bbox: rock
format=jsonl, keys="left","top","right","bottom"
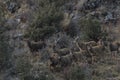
{"left": 6, "top": 2, "right": 20, "bottom": 13}
{"left": 16, "top": 19, "right": 21, "bottom": 23}
{"left": 13, "top": 33, "right": 23, "bottom": 40}
{"left": 105, "top": 12, "right": 113, "bottom": 21}
{"left": 104, "top": 12, "right": 117, "bottom": 24}
{"left": 82, "top": 0, "right": 101, "bottom": 10}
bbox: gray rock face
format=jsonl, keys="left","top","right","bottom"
{"left": 82, "top": 0, "right": 101, "bottom": 10}
{"left": 105, "top": 12, "right": 113, "bottom": 21}
{"left": 6, "top": 2, "right": 20, "bottom": 13}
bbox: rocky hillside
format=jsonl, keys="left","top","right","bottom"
{"left": 0, "top": 0, "right": 120, "bottom": 80}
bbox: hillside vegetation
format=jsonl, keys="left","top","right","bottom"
{"left": 0, "top": 0, "right": 120, "bottom": 80}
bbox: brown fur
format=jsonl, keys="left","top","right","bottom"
{"left": 108, "top": 41, "right": 120, "bottom": 58}
{"left": 49, "top": 53, "right": 60, "bottom": 71}
{"left": 87, "top": 41, "right": 106, "bottom": 63}
{"left": 88, "top": 45, "right": 105, "bottom": 56}
{"left": 78, "top": 41, "right": 97, "bottom": 50}
{"left": 55, "top": 48, "right": 70, "bottom": 56}
{"left": 59, "top": 54, "right": 73, "bottom": 67}
{"left": 109, "top": 41, "right": 120, "bottom": 52}
{"left": 26, "top": 39, "right": 46, "bottom": 52}
{"left": 73, "top": 50, "right": 87, "bottom": 62}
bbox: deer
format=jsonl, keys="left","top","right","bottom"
{"left": 49, "top": 53, "right": 60, "bottom": 72}
{"left": 58, "top": 54, "right": 73, "bottom": 67}
{"left": 86, "top": 39, "right": 106, "bottom": 63}
{"left": 108, "top": 41, "right": 120, "bottom": 59}
{"left": 24, "top": 39, "right": 46, "bottom": 53}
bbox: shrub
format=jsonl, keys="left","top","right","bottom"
{"left": 24, "top": 64, "right": 55, "bottom": 80}
{"left": 0, "top": 4, "right": 12, "bottom": 70}
{"left": 14, "top": 54, "right": 32, "bottom": 79}
{"left": 27, "top": 25, "right": 56, "bottom": 41}
{"left": 80, "top": 18, "right": 102, "bottom": 41}
{"left": 56, "top": 34, "right": 71, "bottom": 49}
{"left": 0, "top": 35, "right": 12, "bottom": 70}
{"left": 66, "top": 21, "right": 79, "bottom": 37}
{"left": 40, "top": 50, "right": 51, "bottom": 62}
{"left": 63, "top": 64, "right": 92, "bottom": 80}
{"left": 25, "top": 0, "right": 67, "bottom": 41}
{"left": 13, "top": 54, "right": 54, "bottom": 80}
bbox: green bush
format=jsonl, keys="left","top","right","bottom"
{"left": 0, "top": 35, "right": 11, "bottom": 70}
{"left": 66, "top": 21, "right": 79, "bottom": 37}
{"left": 80, "top": 18, "right": 102, "bottom": 41}
{"left": 14, "top": 55, "right": 32, "bottom": 79}
{"left": 23, "top": 70, "right": 55, "bottom": 80}
{"left": 24, "top": 64, "right": 55, "bottom": 80}
{"left": 25, "top": 0, "right": 68, "bottom": 41}
{"left": 64, "top": 65, "right": 91, "bottom": 80}
{"left": 69, "top": 66, "right": 85, "bottom": 80}
{"left": 14, "top": 54, "right": 54, "bottom": 80}
{"left": 0, "top": 5, "right": 12, "bottom": 70}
